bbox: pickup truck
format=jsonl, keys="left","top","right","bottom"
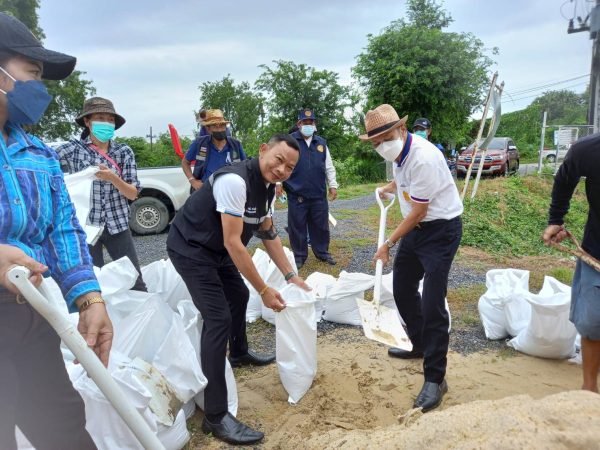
{"left": 47, "top": 141, "right": 190, "bottom": 235}
{"left": 132, "top": 167, "right": 190, "bottom": 235}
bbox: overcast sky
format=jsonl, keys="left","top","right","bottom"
{"left": 39, "top": 0, "right": 592, "bottom": 138}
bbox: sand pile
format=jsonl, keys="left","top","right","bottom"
{"left": 308, "top": 390, "right": 600, "bottom": 450}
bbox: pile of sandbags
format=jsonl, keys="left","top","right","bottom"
{"left": 478, "top": 269, "right": 577, "bottom": 359}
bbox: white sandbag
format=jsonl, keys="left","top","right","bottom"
{"left": 175, "top": 300, "right": 202, "bottom": 361}
{"left": 194, "top": 358, "right": 239, "bottom": 417}
{"left": 141, "top": 259, "right": 191, "bottom": 310}
{"left": 113, "top": 296, "right": 205, "bottom": 403}
{"left": 156, "top": 409, "right": 190, "bottom": 450}
{"left": 94, "top": 256, "right": 138, "bottom": 296}
{"left": 104, "top": 290, "right": 159, "bottom": 328}
{"left": 324, "top": 271, "right": 374, "bottom": 326}
{"left": 261, "top": 247, "right": 298, "bottom": 325}
{"left": 508, "top": 276, "right": 577, "bottom": 359}
{"left": 16, "top": 427, "right": 34, "bottom": 450}
{"left": 478, "top": 269, "right": 530, "bottom": 339}
{"left": 244, "top": 248, "right": 271, "bottom": 322}
{"left": 64, "top": 166, "right": 103, "bottom": 245}
{"left": 276, "top": 284, "right": 317, "bottom": 404}
{"left": 305, "top": 272, "right": 336, "bottom": 323}
{"left": 182, "top": 400, "right": 196, "bottom": 420}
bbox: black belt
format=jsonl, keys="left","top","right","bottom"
{"left": 0, "top": 288, "right": 26, "bottom": 305}
{"left": 415, "top": 217, "right": 458, "bottom": 230}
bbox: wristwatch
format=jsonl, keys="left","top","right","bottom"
{"left": 385, "top": 238, "right": 397, "bottom": 249}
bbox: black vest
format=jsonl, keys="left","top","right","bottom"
{"left": 167, "top": 158, "right": 274, "bottom": 260}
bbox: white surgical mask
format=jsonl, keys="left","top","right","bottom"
{"left": 375, "top": 138, "right": 404, "bottom": 162}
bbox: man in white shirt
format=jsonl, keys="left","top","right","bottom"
{"left": 276, "top": 109, "right": 338, "bottom": 268}
{"left": 360, "top": 104, "right": 463, "bottom": 413}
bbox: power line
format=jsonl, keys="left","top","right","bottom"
{"left": 507, "top": 81, "right": 588, "bottom": 103}
{"left": 504, "top": 74, "right": 589, "bottom": 96}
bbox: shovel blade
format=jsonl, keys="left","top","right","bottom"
{"left": 357, "top": 299, "right": 413, "bottom": 350}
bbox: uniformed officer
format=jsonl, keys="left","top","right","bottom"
{"left": 182, "top": 109, "right": 246, "bottom": 192}
{"left": 360, "top": 104, "right": 463, "bottom": 413}
{"left": 167, "top": 133, "right": 309, "bottom": 445}
{"left": 276, "top": 109, "right": 338, "bottom": 269}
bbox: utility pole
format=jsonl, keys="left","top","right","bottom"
{"left": 569, "top": 0, "right": 600, "bottom": 132}
{"left": 146, "top": 126, "right": 157, "bottom": 152}
{"left": 537, "top": 111, "right": 548, "bottom": 174}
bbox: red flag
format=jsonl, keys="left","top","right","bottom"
{"left": 168, "top": 124, "right": 184, "bottom": 159}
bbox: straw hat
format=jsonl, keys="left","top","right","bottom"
{"left": 76, "top": 97, "right": 126, "bottom": 129}
{"left": 202, "top": 109, "right": 231, "bottom": 126}
{"left": 359, "top": 104, "right": 407, "bottom": 141}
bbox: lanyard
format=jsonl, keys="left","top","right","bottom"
{"left": 90, "top": 143, "right": 122, "bottom": 176}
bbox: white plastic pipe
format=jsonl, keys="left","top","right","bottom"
{"left": 374, "top": 189, "right": 396, "bottom": 307}
{"left": 7, "top": 266, "right": 166, "bottom": 450}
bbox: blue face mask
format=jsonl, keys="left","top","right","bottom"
{"left": 0, "top": 67, "right": 52, "bottom": 125}
{"left": 414, "top": 130, "right": 428, "bottom": 139}
{"left": 91, "top": 121, "right": 115, "bottom": 142}
{"left": 301, "top": 124, "right": 315, "bottom": 137}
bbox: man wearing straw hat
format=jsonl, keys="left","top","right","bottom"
{"left": 0, "top": 12, "right": 111, "bottom": 449}
{"left": 182, "top": 109, "right": 246, "bottom": 192}
{"left": 543, "top": 133, "right": 600, "bottom": 393}
{"left": 359, "top": 104, "right": 463, "bottom": 412}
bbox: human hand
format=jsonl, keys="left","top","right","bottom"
{"left": 261, "top": 287, "right": 286, "bottom": 312}
{"left": 191, "top": 179, "right": 203, "bottom": 191}
{"left": 372, "top": 244, "right": 390, "bottom": 266}
{"left": 287, "top": 275, "right": 312, "bottom": 291}
{"left": 543, "top": 224, "right": 567, "bottom": 245}
{"left": 77, "top": 302, "right": 113, "bottom": 367}
{"left": 328, "top": 188, "right": 338, "bottom": 201}
{"left": 96, "top": 164, "right": 118, "bottom": 183}
{"left": 0, "top": 244, "right": 47, "bottom": 294}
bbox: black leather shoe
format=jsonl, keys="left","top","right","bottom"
{"left": 229, "top": 349, "right": 275, "bottom": 368}
{"left": 414, "top": 380, "right": 448, "bottom": 412}
{"left": 295, "top": 260, "right": 304, "bottom": 269}
{"left": 202, "top": 412, "right": 264, "bottom": 445}
{"left": 317, "top": 255, "right": 336, "bottom": 265}
{"left": 388, "top": 347, "right": 424, "bottom": 359}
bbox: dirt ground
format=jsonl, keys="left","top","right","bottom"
{"left": 186, "top": 326, "right": 596, "bottom": 450}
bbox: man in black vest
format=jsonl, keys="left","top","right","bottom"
{"left": 167, "top": 134, "right": 309, "bottom": 445}
{"left": 276, "top": 109, "right": 338, "bottom": 269}
{"left": 181, "top": 109, "right": 246, "bottom": 192}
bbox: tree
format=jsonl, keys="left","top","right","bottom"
{"left": 530, "top": 89, "right": 587, "bottom": 124}
{"left": 198, "top": 75, "right": 264, "bottom": 143}
{"left": 353, "top": 0, "right": 493, "bottom": 146}
{"left": 255, "top": 60, "right": 352, "bottom": 151}
{"left": 1, "top": 0, "right": 96, "bottom": 140}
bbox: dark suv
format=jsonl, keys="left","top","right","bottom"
{"left": 456, "top": 137, "right": 519, "bottom": 178}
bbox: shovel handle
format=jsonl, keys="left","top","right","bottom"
{"left": 549, "top": 230, "right": 600, "bottom": 273}
{"left": 7, "top": 266, "right": 166, "bottom": 450}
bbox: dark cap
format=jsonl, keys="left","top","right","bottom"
{"left": 413, "top": 118, "right": 431, "bottom": 129}
{"left": 0, "top": 12, "right": 76, "bottom": 80}
{"left": 76, "top": 97, "right": 126, "bottom": 129}
{"left": 298, "top": 108, "right": 316, "bottom": 121}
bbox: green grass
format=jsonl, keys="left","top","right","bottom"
{"left": 460, "top": 175, "right": 588, "bottom": 256}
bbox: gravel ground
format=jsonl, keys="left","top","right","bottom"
{"left": 131, "top": 193, "right": 497, "bottom": 356}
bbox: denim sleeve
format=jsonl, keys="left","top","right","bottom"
{"left": 41, "top": 170, "right": 100, "bottom": 312}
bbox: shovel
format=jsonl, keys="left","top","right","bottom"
{"left": 7, "top": 266, "right": 166, "bottom": 450}
{"left": 356, "top": 189, "right": 412, "bottom": 350}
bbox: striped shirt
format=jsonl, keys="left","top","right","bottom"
{"left": 57, "top": 138, "right": 141, "bottom": 234}
{"left": 0, "top": 123, "right": 100, "bottom": 312}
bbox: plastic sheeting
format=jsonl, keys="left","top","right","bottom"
{"left": 63, "top": 166, "right": 103, "bottom": 245}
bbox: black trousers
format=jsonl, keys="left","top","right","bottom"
{"left": 88, "top": 228, "right": 147, "bottom": 292}
{"left": 393, "top": 217, "right": 462, "bottom": 383}
{"left": 288, "top": 194, "right": 331, "bottom": 264}
{"left": 0, "top": 301, "right": 96, "bottom": 450}
{"left": 168, "top": 248, "right": 249, "bottom": 416}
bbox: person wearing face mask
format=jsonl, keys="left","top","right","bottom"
{"left": 56, "top": 97, "right": 147, "bottom": 292}
{"left": 276, "top": 109, "right": 338, "bottom": 269}
{"left": 167, "top": 134, "right": 310, "bottom": 445}
{"left": 360, "top": 104, "right": 463, "bottom": 413}
{"left": 412, "top": 117, "right": 444, "bottom": 153}
{"left": 0, "top": 12, "right": 112, "bottom": 449}
{"left": 182, "top": 109, "right": 246, "bottom": 192}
